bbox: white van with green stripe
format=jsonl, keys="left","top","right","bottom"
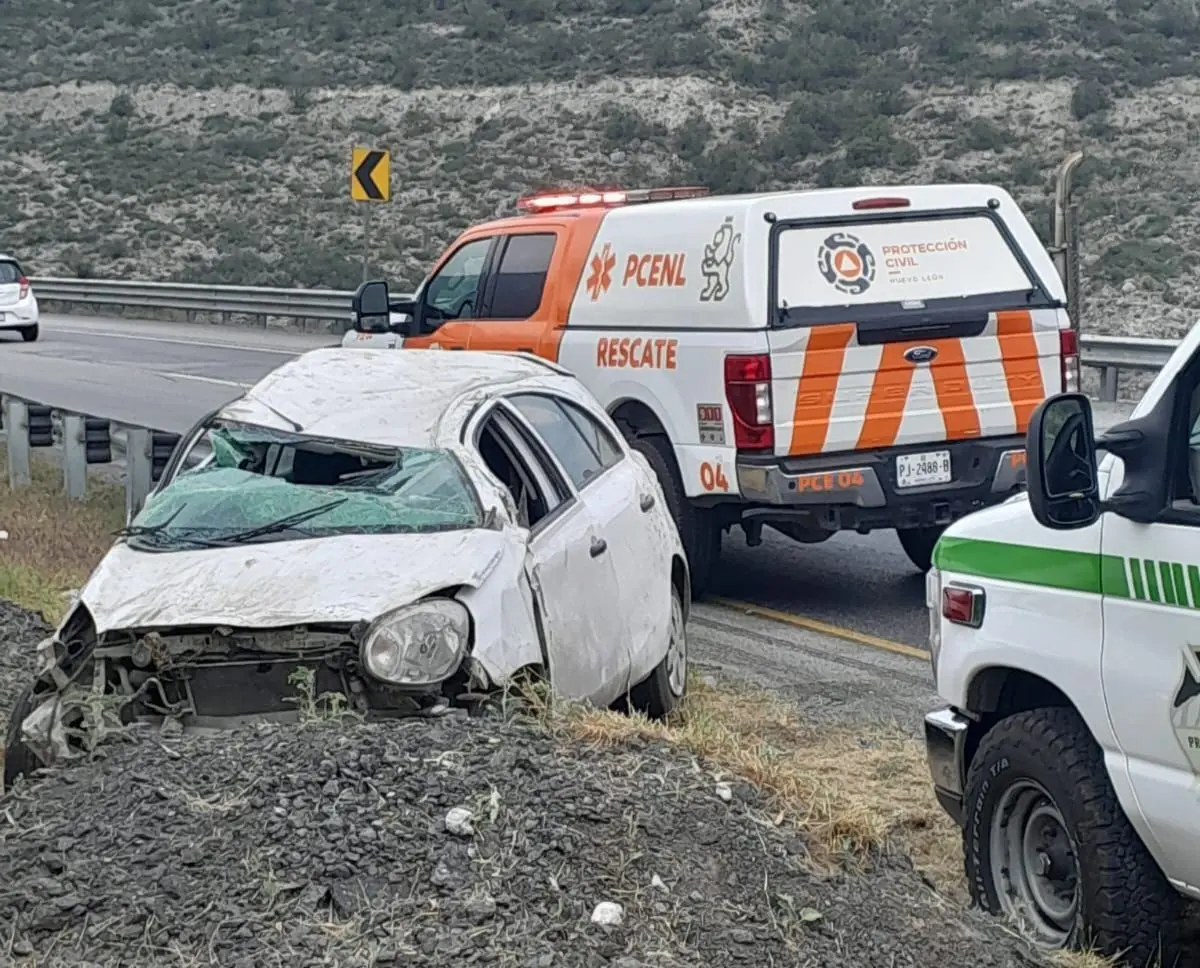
{"left": 924, "top": 324, "right": 1200, "bottom": 964}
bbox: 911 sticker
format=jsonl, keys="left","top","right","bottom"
{"left": 697, "top": 404, "right": 725, "bottom": 445}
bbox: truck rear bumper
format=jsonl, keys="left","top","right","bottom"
{"left": 735, "top": 435, "right": 1026, "bottom": 532}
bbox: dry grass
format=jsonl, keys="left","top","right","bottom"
{"left": 536, "top": 677, "right": 966, "bottom": 894}
{"left": 0, "top": 445, "right": 125, "bottom": 624}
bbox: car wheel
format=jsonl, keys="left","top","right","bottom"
{"left": 627, "top": 579, "right": 688, "bottom": 720}
{"left": 964, "top": 706, "right": 1181, "bottom": 963}
{"left": 3, "top": 684, "right": 44, "bottom": 791}
{"left": 897, "top": 525, "right": 944, "bottom": 572}
{"left": 19, "top": 324, "right": 38, "bottom": 343}
{"left": 628, "top": 434, "right": 720, "bottom": 597}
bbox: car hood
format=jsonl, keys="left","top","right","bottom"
{"left": 78, "top": 529, "right": 515, "bottom": 633}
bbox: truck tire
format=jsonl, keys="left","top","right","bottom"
{"left": 897, "top": 525, "right": 943, "bottom": 572}
{"left": 963, "top": 706, "right": 1181, "bottom": 963}
{"left": 629, "top": 434, "right": 719, "bottom": 598}
{"left": 3, "top": 684, "right": 43, "bottom": 791}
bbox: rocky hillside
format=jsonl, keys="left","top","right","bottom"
{"left": 1, "top": 0, "right": 1198, "bottom": 337}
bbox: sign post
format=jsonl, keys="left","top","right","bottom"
{"left": 350, "top": 146, "right": 391, "bottom": 281}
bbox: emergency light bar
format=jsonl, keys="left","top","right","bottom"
{"left": 516, "top": 185, "right": 710, "bottom": 214}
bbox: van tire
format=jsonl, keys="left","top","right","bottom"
{"left": 896, "top": 525, "right": 943, "bottom": 572}
{"left": 629, "top": 434, "right": 719, "bottom": 597}
{"left": 964, "top": 706, "right": 1181, "bottom": 963}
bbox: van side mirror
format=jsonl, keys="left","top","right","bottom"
{"left": 352, "top": 280, "right": 391, "bottom": 333}
{"left": 1025, "top": 393, "right": 1101, "bottom": 530}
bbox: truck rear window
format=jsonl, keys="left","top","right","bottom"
{"left": 772, "top": 212, "right": 1047, "bottom": 327}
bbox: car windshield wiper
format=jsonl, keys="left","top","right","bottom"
{"left": 213, "top": 497, "right": 350, "bottom": 545}
{"left": 115, "top": 505, "right": 186, "bottom": 540}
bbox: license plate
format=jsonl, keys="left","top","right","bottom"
{"left": 896, "top": 450, "right": 952, "bottom": 488}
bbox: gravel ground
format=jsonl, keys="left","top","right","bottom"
{"left": 0, "top": 599, "right": 1045, "bottom": 968}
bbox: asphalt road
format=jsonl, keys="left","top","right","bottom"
{"left": 0, "top": 313, "right": 1136, "bottom": 650}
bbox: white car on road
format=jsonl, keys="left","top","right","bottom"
{"left": 0, "top": 255, "right": 39, "bottom": 342}
{"left": 5, "top": 348, "right": 689, "bottom": 787}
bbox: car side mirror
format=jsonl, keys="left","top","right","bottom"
{"left": 1025, "top": 392, "right": 1101, "bottom": 530}
{"left": 352, "top": 280, "right": 392, "bottom": 333}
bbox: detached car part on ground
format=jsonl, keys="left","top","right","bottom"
{"left": 924, "top": 320, "right": 1200, "bottom": 964}
{"left": 4, "top": 349, "right": 690, "bottom": 788}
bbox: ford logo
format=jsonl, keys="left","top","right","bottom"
{"left": 904, "top": 345, "right": 938, "bottom": 364}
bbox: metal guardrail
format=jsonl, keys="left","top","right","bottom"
{"left": 30, "top": 277, "right": 356, "bottom": 323}
{"left": 26, "top": 276, "right": 1185, "bottom": 401}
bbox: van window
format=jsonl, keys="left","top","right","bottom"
{"left": 488, "top": 234, "right": 556, "bottom": 320}
{"left": 772, "top": 212, "right": 1045, "bottom": 327}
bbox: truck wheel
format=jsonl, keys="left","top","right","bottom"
{"left": 3, "top": 684, "right": 44, "bottom": 791}
{"left": 629, "top": 434, "right": 719, "bottom": 597}
{"left": 896, "top": 525, "right": 943, "bottom": 572}
{"left": 964, "top": 706, "right": 1181, "bottom": 963}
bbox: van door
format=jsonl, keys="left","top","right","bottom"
{"left": 466, "top": 231, "right": 561, "bottom": 360}
{"left": 766, "top": 210, "right": 1065, "bottom": 461}
{"left": 403, "top": 236, "right": 498, "bottom": 351}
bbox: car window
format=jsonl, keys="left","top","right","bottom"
{"left": 487, "top": 234, "right": 556, "bottom": 320}
{"left": 557, "top": 397, "right": 624, "bottom": 469}
{"left": 477, "top": 410, "right": 568, "bottom": 529}
{"left": 423, "top": 238, "right": 492, "bottom": 322}
{"left": 130, "top": 420, "right": 483, "bottom": 551}
{"left": 0, "top": 261, "right": 22, "bottom": 284}
{"left": 508, "top": 394, "right": 620, "bottom": 491}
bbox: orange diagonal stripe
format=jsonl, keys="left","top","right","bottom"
{"left": 856, "top": 342, "right": 917, "bottom": 450}
{"left": 929, "top": 340, "right": 981, "bottom": 440}
{"left": 789, "top": 324, "right": 855, "bottom": 455}
{"left": 995, "top": 309, "right": 1044, "bottom": 432}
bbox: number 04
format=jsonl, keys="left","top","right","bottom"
{"left": 700, "top": 461, "right": 729, "bottom": 492}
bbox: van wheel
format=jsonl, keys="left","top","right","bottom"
{"left": 3, "top": 684, "right": 44, "bottom": 791}
{"left": 964, "top": 707, "right": 1181, "bottom": 963}
{"left": 20, "top": 324, "right": 38, "bottom": 343}
{"left": 897, "top": 525, "right": 944, "bottom": 572}
{"left": 629, "top": 434, "right": 719, "bottom": 597}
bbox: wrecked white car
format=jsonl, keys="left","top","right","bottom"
{"left": 4, "top": 348, "right": 689, "bottom": 787}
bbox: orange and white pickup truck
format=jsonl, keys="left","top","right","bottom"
{"left": 345, "top": 184, "right": 1077, "bottom": 595}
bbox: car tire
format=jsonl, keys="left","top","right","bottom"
{"left": 627, "top": 579, "right": 688, "bottom": 720}
{"left": 19, "top": 324, "right": 38, "bottom": 342}
{"left": 896, "top": 524, "right": 943, "bottom": 572}
{"left": 628, "top": 434, "right": 720, "bottom": 597}
{"left": 964, "top": 706, "right": 1181, "bottom": 963}
{"left": 3, "top": 684, "right": 44, "bottom": 791}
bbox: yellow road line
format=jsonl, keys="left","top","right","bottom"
{"left": 710, "top": 597, "right": 931, "bottom": 661}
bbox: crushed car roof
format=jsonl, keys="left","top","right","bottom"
{"left": 217, "top": 347, "right": 568, "bottom": 449}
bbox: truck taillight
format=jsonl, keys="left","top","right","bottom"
{"left": 18, "top": 276, "right": 29, "bottom": 299}
{"left": 1060, "top": 328, "right": 1079, "bottom": 392}
{"left": 724, "top": 354, "right": 774, "bottom": 452}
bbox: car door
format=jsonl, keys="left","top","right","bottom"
{"left": 1100, "top": 366, "right": 1200, "bottom": 892}
{"left": 472, "top": 403, "right": 629, "bottom": 706}
{"left": 403, "top": 236, "right": 497, "bottom": 351}
{"left": 505, "top": 391, "right": 669, "bottom": 691}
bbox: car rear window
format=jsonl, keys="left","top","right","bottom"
{"left": 0, "top": 261, "right": 22, "bottom": 284}
{"left": 772, "top": 212, "right": 1044, "bottom": 326}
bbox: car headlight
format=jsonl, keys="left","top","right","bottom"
{"left": 925, "top": 565, "right": 942, "bottom": 679}
{"left": 360, "top": 598, "right": 470, "bottom": 686}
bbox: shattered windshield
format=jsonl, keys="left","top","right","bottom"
{"left": 123, "top": 421, "right": 483, "bottom": 551}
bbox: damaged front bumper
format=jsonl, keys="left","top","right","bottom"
{"left": 11, "top": 614, "right": 491, "bottom": 777}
